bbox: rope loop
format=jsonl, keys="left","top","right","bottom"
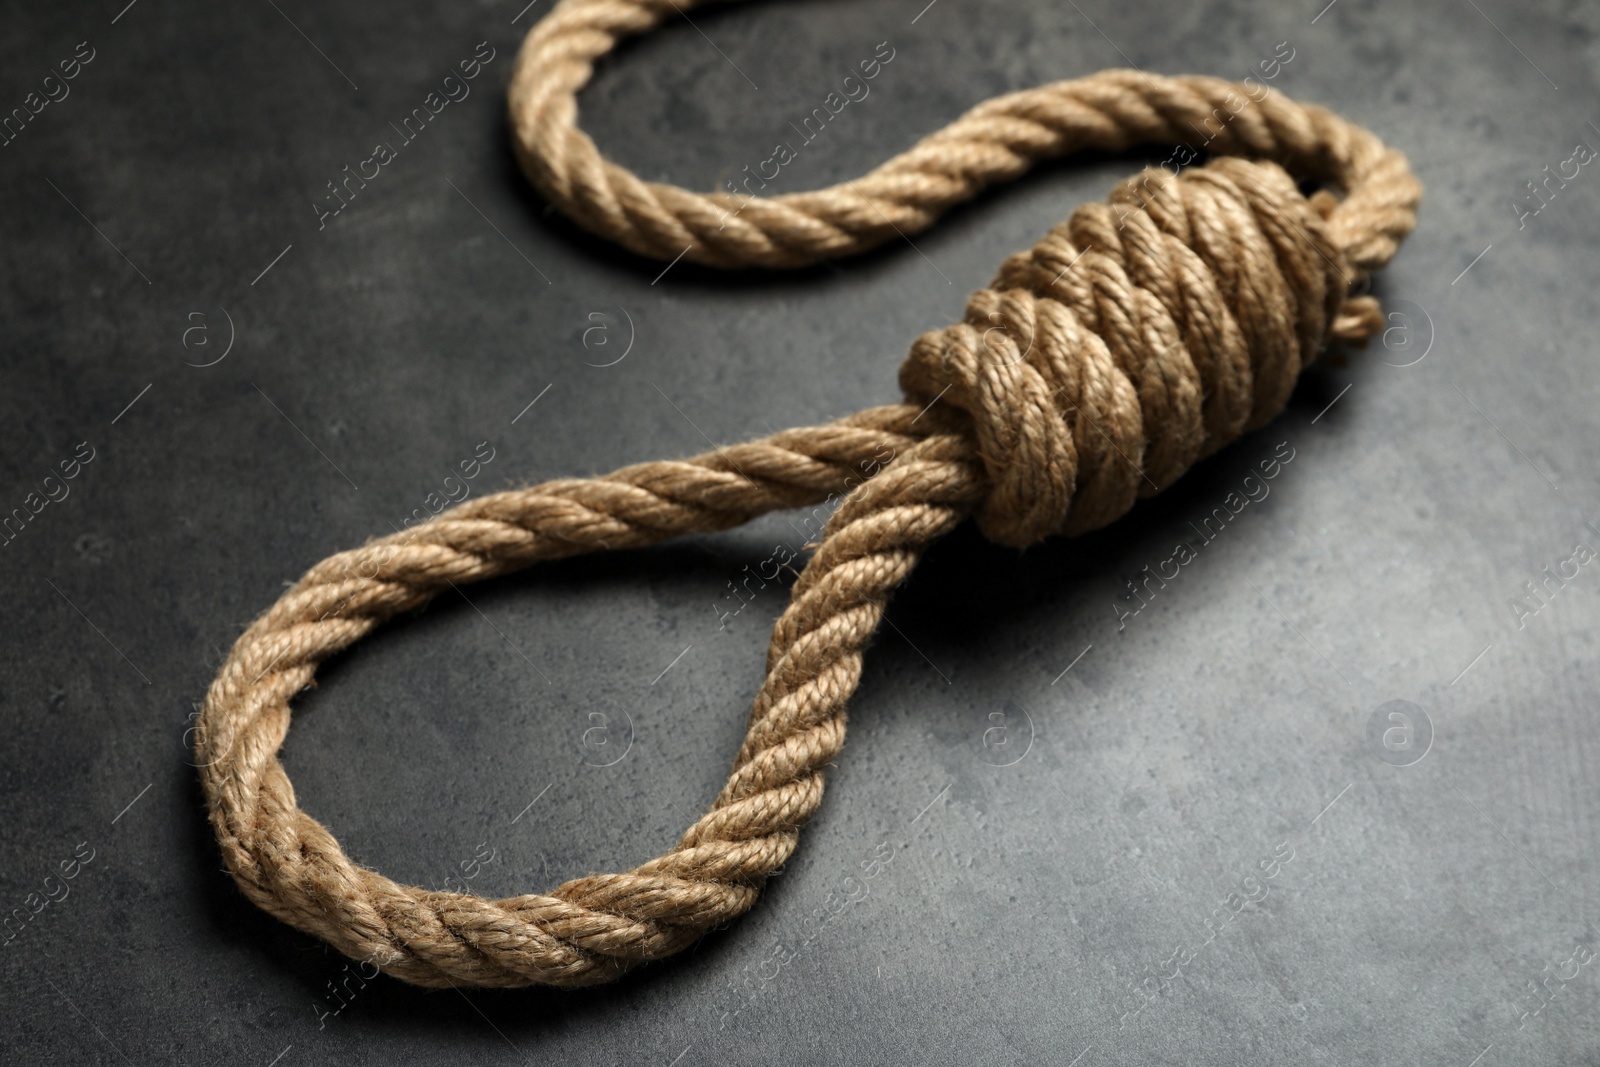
{"left": 198, "top": 0, "right": 1421, "bottom": 988}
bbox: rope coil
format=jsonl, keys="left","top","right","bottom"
{"left": 198, "top": 0, "right": 1420, "bottom": 988}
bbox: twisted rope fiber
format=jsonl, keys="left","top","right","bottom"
{"left": 198, "top": 0, "right": 1421, "bottom": 988}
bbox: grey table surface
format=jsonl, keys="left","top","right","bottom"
{"left": 4, "top": 0, "right": 1599, "bottom": 1063}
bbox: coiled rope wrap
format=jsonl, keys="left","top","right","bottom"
{"left": 197, "top": 0, "right": 1420, "bottom": 988}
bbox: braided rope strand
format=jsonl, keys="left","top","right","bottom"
{"left": 507, "top": 0, "right": 1417, "bottom": 271}
{"left": 199, "top": 0, "right": 1420, "bottom": 988}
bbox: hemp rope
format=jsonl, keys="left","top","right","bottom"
{"left": 197, "top": 0, "right": 1421, "bottom": 988}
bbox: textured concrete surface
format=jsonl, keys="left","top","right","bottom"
{"left": 3, "top": 0, "right": 1600, "bottom": 1063}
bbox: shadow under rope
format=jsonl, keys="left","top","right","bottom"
{"left": 889, "top": 355, "right": 1363, "bottom": 646}
{"left": 486, "top": 115, "right": 1247, "bottom": 297}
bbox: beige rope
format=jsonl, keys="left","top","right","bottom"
{"left": 198, "top": 0, "right": 1421, "bottom": 988}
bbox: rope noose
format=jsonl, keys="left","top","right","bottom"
{"left": 197, "top": 0, "right": 1421, "bottom": 988}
